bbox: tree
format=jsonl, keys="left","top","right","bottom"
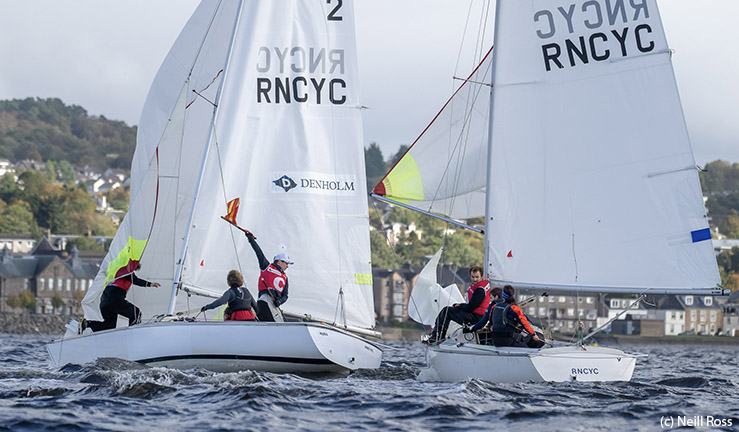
{"left": 44, "top": 160, "right": 58, "bottom": 183}
{"left": 388, "top": 145, "right": 409, "bottom": 168}
{"left": 17, "top": 290, "right": 37, "bottom": 313}
{"left": 700, "top": 160, "right": 739, "bottom": 194}
{"left": 55, "top": 160, "right": 77, "bottom": 185}
{"left": 721, "top": 210, "right": 739, "bottom": 238}
{"left": 0, "top": 174, "right": 19, "bottom": 203}
{"left": 0, "top": 202, "right": 38, "bottom": 234}
{"left": 106, "top": 187, "right": 129, "bottom": 211}
{"left": 5, "top": 294, "right": 20, "bottom": 310}
{"left": 51, "top": 293, "right": 64, "bottom": 314}
{"left": 717, "top": 246, "right": 739, "bottom": 291}
{"left": 370, "top": 230, "right": 395, "bottom": 269}
{"left": 441, "top": 232, "right": 484, "bottom": 268}
{"left": 364, "top": 143, "right": 385, "bottom": 190}
{"left": 63, "top": 186, "right": 96, "bottom": 233}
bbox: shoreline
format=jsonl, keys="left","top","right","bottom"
{"left": 587, "top": 334, "right": 739, "bottom": 346}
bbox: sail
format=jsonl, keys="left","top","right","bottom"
{"left": 372, "top": 48, "right": 493, "bottom": 220}
{"left": 485, "top": 0, "right": 721, "bottom": 292}
{"left": 108, "top": 0, "right": 372, "bottom": 329}
{"left": 408, "top": 248, "right": 465, "bottom": 325}
{"left": 86, "top": 1, "right": 375, "bottom": 328}
{"left": 83, "top": 0, "right": 240, "bottom": 320}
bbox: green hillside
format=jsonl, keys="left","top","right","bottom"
{"left": 0, "top": 98, "right": 136, "bottom": 170}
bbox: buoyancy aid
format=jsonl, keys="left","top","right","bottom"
{"left": 227, "top": 287, "right": 253, "bottom": 311}
{"left": 258, "top": 264, "right": 286, "bottom": 294}
{"left": 467, "top": 280, "right": 491, "bottom": 316}
{"left": 111, "top": 277, "right": 133, "bottom": 291}
{"left": 492, "top": 302, "right": 536, "bottom": 335}
{"left": 491, "top": 302, "right": 515, "bottom": 335}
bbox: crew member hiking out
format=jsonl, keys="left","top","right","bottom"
{"left": 425, "top": 266, "right": 491, "bottom": 344}
{"left": 245, "top": 231, "right": 291, "bottom": 322}
{"left": 82, "top": 263, "right": 160, "bottom": 333}
{"left": 200, "top": 269, "right": 258, "bottom": 321}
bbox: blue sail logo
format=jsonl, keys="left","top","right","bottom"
{"left": 273, "top": 175, "right": 297, "bottom": 192}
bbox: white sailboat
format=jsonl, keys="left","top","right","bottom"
{"left": 373, "top": 0, "right": 726, "bottom": 382}
{"left": 47, "top": 0, "right": 382, "bottom": 373}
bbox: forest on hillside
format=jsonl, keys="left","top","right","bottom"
{"left": 0, "top": 98, "right": 136, "bottom": 170}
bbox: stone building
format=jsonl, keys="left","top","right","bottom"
{"left": 0, "top": 238, "right": 100, "bottom": 316}
{"left": 723, "top": 291, "right": 739, "bottom": 337}
{"left": 680, "top": 295, "right": 723, "bottom": 335}
{"left": 373, "top": 269, "right": 415, "bottom": 322}
{"left": 521, "top": 292, "right": 598, "bottom": 334}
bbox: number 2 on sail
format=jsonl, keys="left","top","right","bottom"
{"left": 327, "top": 0, "right": 343, "bottom": 21}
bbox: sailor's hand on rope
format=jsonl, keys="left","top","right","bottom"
{"left": 200, "top": 306, "right": 207, "bottom": 313}
{"left": 244, "top": 230, "right": 255, "bottom": 241}
{"left": 150, "top": 282, "right": 161, "bottom": 287}
{"left": 462, "top": 327, "right": 473, "bottom": 334}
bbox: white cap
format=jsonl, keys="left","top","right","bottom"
{"left": 273, "top": 252, "right": 294, "bottom": 265}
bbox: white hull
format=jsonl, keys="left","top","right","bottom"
{"left": 47, "top": 322, "right": 382, "bottom": 374}
{"left": 426, "top": 342, "right": 638, "bottom": 383}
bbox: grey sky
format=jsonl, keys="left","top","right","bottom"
{"left": 0, "top": 0, "right": 736, "bottom": 165}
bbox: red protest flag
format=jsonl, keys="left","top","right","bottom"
{"left": 223, "top": 198, "right": 240, "bottom": 224}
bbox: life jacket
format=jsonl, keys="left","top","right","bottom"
{"left": 258, "top": 264, "right": 286, "bottom": 294}
{"left": 111, "top": 274, "right": 133, "bottom": 292}
{"left": 226, "top": 287, "right": 256, "bottom": 321}
{"left": 227, "top": 287, "right": 254, "bottom": 312}
{"left": 467, "top": 280, "right": 491, "bottom": 316}
{"left": 491, "top": 302, "right": 515, "bottom": 335}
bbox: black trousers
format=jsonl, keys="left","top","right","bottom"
{"left": 256, "top": 300, "right": 274, "bottom": 322}
{"left": 431, "top": 306, "right": 482, "bottom": 339}
{"left": 87, "top": 285, "right": 142, "bottom": 332}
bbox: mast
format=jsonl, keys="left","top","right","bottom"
{"left": 482, "top": 1, "right": 502, "bottom": 280}
{"left": 167, "top": 0, "right": 245, "bottom": 315}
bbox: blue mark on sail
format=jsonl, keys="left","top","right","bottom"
{"left": 690, "top": 228, "right": 711, "bottom": 243}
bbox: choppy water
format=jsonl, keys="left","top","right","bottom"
{"left": 0, "top": 334, "right": 737, "bottom": 431}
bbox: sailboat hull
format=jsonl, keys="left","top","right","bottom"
{"left": 426, "top": 343, "right": 637, "bottom": 382}
{"left": 46, "top": 321, "right": 382, "bottom": 374}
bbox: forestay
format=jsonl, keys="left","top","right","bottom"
{"left": 485, "top": 0, "right": 721, "bottom": 293}
{"left": 83, "top": 0, "right": 376, "bottom": 330}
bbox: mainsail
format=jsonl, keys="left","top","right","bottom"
{"left": 83, "top": 0, "right": 376, "bottom": 330}
{"left": 485, "top": 0, "right": 721, "bottom": 293}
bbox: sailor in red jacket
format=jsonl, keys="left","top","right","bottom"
{"left": 426, "top": 266, "right": 491, "bottom": 344}
{"left": 245, "top": 231, "right": 291, "bottom": 322}
{"left": 83, "top": 263, "right": 160, "bottom": 333}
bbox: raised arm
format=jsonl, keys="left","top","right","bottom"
{"left": 246, "top": 232, "right": 270, "bottom": 270}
